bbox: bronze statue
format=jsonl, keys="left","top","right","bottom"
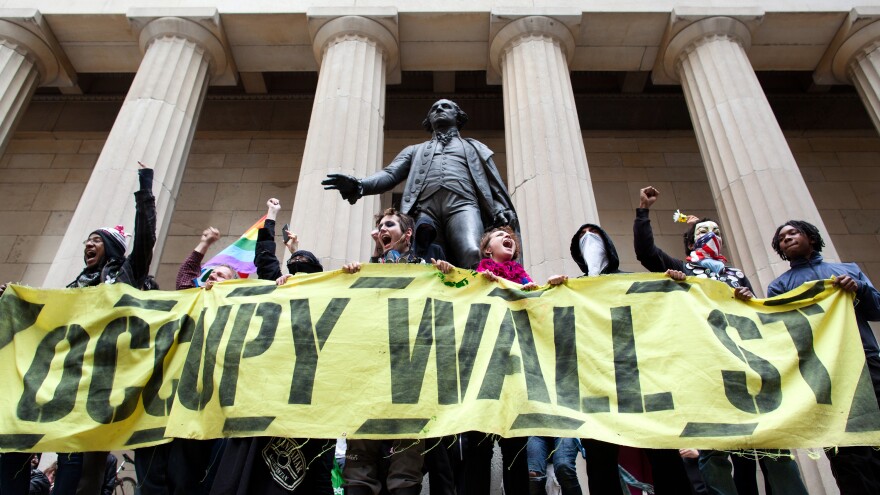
{"left": 322, "top": 99, "right": 519, "bottom": 268}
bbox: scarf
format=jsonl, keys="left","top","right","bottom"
{"left": 477, "top": 258, "right": 532, "bottom": 285}
{"left": 688, "top": 232, "right": 727, "bottom": 274}
{"left": 579, "top": 232, "right": 608, "bottom": 276}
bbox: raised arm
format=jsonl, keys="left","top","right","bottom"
{"left": 633, "top": 186, "right": 685, "bottom": 273}
{"left": 255, "top": 198, "right": 283, "bottom": 281}
{"left": 176, "top": 227, "right": 220, "bottom": 289}
{"left": 126, "top": 163, "right": 157, "bottom": 286}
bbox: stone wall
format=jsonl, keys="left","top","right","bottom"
{"left": 2, "top": 128, "right": 879, "bottom": 296}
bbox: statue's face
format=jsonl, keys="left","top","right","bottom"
{"left": 428, "top": 99, "right": 457, "bottom": 129}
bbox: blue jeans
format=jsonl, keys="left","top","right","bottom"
{"left": 698, "top": 450, "right": 808, "bottom": 495}
{"left": 526, "top": 437, "right": 581, "bottom": 495}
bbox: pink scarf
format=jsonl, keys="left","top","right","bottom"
{"left": 477, "top": 258, "right": 533, "bottom": 285}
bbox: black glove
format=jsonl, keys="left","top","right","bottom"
{"left": 492, "top": 209, "right": 519, "bottom": 230}
{"left": 322, "top": 173, "right": 363, "bottom": 205}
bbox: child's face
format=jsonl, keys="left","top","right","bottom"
{"left": 377, "top": 215, "right": 408, "bottom": 253}
{"left": 485, "top": 230, "right": 516, "bottom": 262}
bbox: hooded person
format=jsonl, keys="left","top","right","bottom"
{"left": 570, "top": 222, "right": 621, "bottom": 276}
{"left": 564, "top": 222, "right": 695, "bottom": 495}
{"left": 256, "top": 198, "right": 325, "bottom": 285}
{"left": 57, "top": 164, "right": 156, "bottom": 495}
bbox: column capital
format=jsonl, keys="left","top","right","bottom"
{"left": 815, "top": 7, "right": 880, "bottom": 84}
{"left": 653, "top": 8, "right": 764, "bottom": 85}
{"left": 127, "top": 7, "right": 237, "bottom": 86}
{"left": 307, "top": 8, "right": 400, "bottom": 84}
{"left": 0, "top": 8, "right": 76, "bottom": 87}
{"left": 487, "top": 10, "right": 579, "bottom": 84}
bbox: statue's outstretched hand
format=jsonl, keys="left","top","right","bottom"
{"left": 492, "top": 209, "right": 518, "bottom": 230}
{"left": 322, "top": 173, "right": 362, "bottom": 204}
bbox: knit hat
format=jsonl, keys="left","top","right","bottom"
{"left": 91, "top": 225, "right": 128, "bottom": 260}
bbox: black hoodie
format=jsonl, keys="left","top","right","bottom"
{"left": 569, "top": 223, "right": 621, "bottom": 275}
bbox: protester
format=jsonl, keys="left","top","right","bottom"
{"left": 526, "top": 437, "right": 581, "bottom": 495}
{"left": 634, "top": 186, "right": 808, "bottom": 495}
{"left": 54, "top": 162, "right": 157, "bottom": 495}
{"left": 134, "top": 226, "right": 230, "bottom": 495}
{"left": 341, "top": 208, "right": 437, "bottom": 495}
{"left": 768, "top": 220, "right": 880, "bottom": 494}
{"left": 175, "top": 227, "right": 239, "bottom": 290}
{"left": 210, "top": 198, "right": 334, "bottom": 495}
{"left": 557, "top": 221, "right": 695, "bottom": 494}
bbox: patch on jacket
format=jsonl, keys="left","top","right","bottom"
{"left": 262, "top": 437, "right": 306, "bottom": 492}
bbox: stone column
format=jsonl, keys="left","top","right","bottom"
{"left": 655, "top": 14, "right": 839, "bottom": 294}
{"left": 489, "top": 15, "right": 598, "bottom": 282}
{"left": 0, "top": 11, "right": 75, "bottom": 156}
{"left": 815, "top": 9, "right": 880, "bottom": 136}
{"left": 291, "top": 13, "right": 398, "bottom": 268}
{"left": 43, "top": 12, "right": 236, "bottom": 287}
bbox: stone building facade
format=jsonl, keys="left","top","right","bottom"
{"left": 2, "top": 2, "right": 880, "bottom": 493}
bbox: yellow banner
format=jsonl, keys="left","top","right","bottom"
{"left": 1, "top": 265, "right": 879, "bottom": 453}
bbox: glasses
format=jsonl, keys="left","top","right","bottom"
{"left": 82, "top": 236, "right": 103, "bottom": 245}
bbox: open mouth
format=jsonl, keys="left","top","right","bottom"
{"left": 502, "top": 238, "right": 514, "bottom": 249}
{"left": 381, "top": 234, "right": 393, "bottom": 248}
{"left": 85, "top": 249, "right": 98, "bottom": 263}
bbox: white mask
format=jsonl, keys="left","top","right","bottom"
{"left": 580, "top": 231, "right": 608, "bottom": 276}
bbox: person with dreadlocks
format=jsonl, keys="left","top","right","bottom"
{"left": 768, "top": 220, "right": 880, "bottom": 494}
{"left": 634, "top": 186, "right": 809, "bottom": 495}
{"left": 55, "top": 162, "right": 157, "bottom": 495}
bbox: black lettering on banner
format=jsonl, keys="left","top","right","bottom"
{"left": 611, "top": 306, "right": 674, "bottom": 413}
{"left": 844, "top": 362, "right": 880, "bottom": 432}
{"left": 125, "top": 427, "right": 167, "bottom": 446}
{"left": 288, "top": 298, "right": 350, "bottom": 404}
{"left": 222, "top": 416, "right": 275, "bottom": 434}
{"left": 356, "top": 418, "right": 431, "bottom": 435}
{"left": 433, "top": 300, "right": 458, "bottom": 405}
{"left": 17, "top": 324, "right": 89, "bottom": 422}
{"left": 707, "top": 310, "right": 781, "bottom": 414}
{"left": 114, "top": 293, "right": 177, "bottom": 312}
{"left": 478, "top": 310, "right": 519, "bottom": 400}
{"left": 477, "top": 309, "right": 549, "bottom": 402}
{"left": 389, "top": 298, "right": 434, "bottom": 404}
{"left": 510, "top": 413, "right": 585, "bottom": 430}
{"left": 511, "top": 309, "right": 549, "bottom": 403}
{"left": 554, "top": 307, "right": 580, "bottom": 411}
{"left": 626, "top": 280, "right": 690, "bottom": 294}
{"left": 457, "top": 304, "right": 490, "bottom": 400}
{"left": 143, "top": 316, "right": 191, "bottom": 417}
{"left": 177, "top": 306, "right": 231, "bottom": 410}
{"left": 0, "top": 291, "right": 44, "bottom": 351}
{"left": 762, "top": 281, "right": 826, "bottom": 306}
{"left": 220, "top": 303, "right": 282, "bottom": 407}
{"left": 87, "top": 316, "right": 151, "bottom": 424}
{"left": 0, "top": 434, "right": 45, "bottom": 450}
{"left": 759, "top": 307, "right": 832, "bottom": 404}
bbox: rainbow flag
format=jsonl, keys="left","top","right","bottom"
{"left": 198, "top": 215, "right": 266, "bottom": 284}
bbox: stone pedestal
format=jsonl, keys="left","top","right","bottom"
{"left": 290, "top": 14, "right": 398, "bottom": 268}
{"left": 490, "top": 15, "right": 598, "bottom": 282}
{"left": 43, "top": 15, "right": 232, "bottom": 287}
{"left": 658, "top": 15, "right": 839, "bottom": 293}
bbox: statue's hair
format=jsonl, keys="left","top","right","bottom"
{"left": 771, "top": 220, "right": 825, "bottom": 260}
{"left": 422, "top": 100, "right": 469, "bottom": 132}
